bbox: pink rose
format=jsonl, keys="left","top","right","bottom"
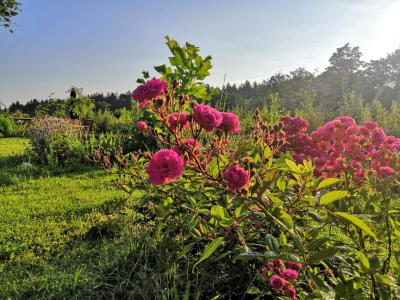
{"left": 364, "top": 121, "right": 378, "bottom": 130}
{"left": 168, "top": 113, "right": 190, "bottom": 130}
{"left": 270, "top": 275, "right": 285, "bottom": 290}
{"left": 281, "top": 269, "right": 298, "bottom": 281}
{"left": 372, "top": 127, "right": 386, "bottom": 146}
{"left": 193, "top": 104, "right": 222, "bottom": 132}
{"left": 286, "top": 261, "right": 302, "bottom": 269}
{"left": 283, "top": 287, "right": 296, "bottom": 298}
{"left": 145, "top": 149, "right": 184, "bottom": 185}
{"left": 223, "top": 165, "right": 249, "bottom": 190}
{"left": 132, "top": 77, "right": 168, "bottom": 102}
{"left": 219, "top": 112, "right": 240, "bottom": 133}
{"left": 379, "top": 166, "right": 395, "bottom": 176}
{"left": 137, "top": 121, "right": 147, "bottom": 132}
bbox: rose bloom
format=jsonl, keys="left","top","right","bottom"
{"left": 145, "top": 149, "right": 184, "bottom": 185}
{"left": 168, "top": 112, "right": 190, "bottom": 130}
{"left": 283, "top": 287, "right": 296, "bottom": 298}
{"left": 270, "top": 275, "right": 285, "bottom": 290}
{"left": 281, "top": 269, "right": 298, "bottom": 281}
{"left": 137, "top": 121, "right": 147, "bottom": 132}
{"left": 219, "top": 112, "right": 240, "bottom": 133}
{"left": 193, "top": 104, "right": 222, "bottom": 132}
{"left": 286, "top": 261, "right": 302, "bottom": 269}
{"left": 132, "top": 77, "right": 168, "bottom": 102}
{"left": 223, "top": 165, "right": 249, "bottom": 190}
{"left": 379, "top": 166, "right": 396, "bottom": 176}
{"left": 372, "top": 127, "right": 386, "bottom": 146}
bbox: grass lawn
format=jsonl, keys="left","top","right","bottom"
{"left": 0, "top": 138, "right": 240, "bottom": 300}
{"left": 0, "top": 138, "right": 192, "bottom": 299}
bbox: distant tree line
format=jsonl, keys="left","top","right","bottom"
{"left": 5, "top": 43, "right": 400, "bottom": 121}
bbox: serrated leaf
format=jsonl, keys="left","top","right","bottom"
{"left": 193, "top": 237, "right": 224, "bottom": 271}
{"left": 320, "top": 191, "right": 348, "bottom": 206}
{"left": 317, "top": 178, "right": 341, "bottom": 189}
{"left": 335, "top": 212, "right": 377, "bottom": 239}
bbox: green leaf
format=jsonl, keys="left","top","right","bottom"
{"left": 276, "top": 176, "right": 286, "bottom": 192}
{"left": 375, "top": 274, "right": 397, "bottom": 286}
{"left": 258, "top": 170, "right": 278, "bottom": 199}
{"left": 317, "top": 178, "right": 341, "bottom": 189}
{"left": 285, "top": 159, "right": 301, "bottom": 174}
{"left": 219, "top": 218, "right": 235, "bottom": 227}
{"left": 206, "top": 158, "right": 218, "bottom": 177}
{"left": 178, "top": 242, "right": 196, "bottom": 257}
{"left": 193, "top": 237, "right": 224, "bottom": 271}
{"left": 271, "top": 207, "right": 293, "bottom": 230}
{"left": 306, "top": 236, "right": 330, "bottom": 250}
{"left": 378, "top": 287, "right": 389, "bottom": 300}
{"left": 308, "top": 247, "right": 339, "bottom": 263}
{"left": 265, "top": 234, "right": 279, "bottom": 253}
{"left": 320, "top": 191, "right": 348, "bottom": 206}
{"left": 154, "top": 64, "right": 167, "bottom": 74}
{"left": 357, "top": 251, "right": 370, "bottom": 274}
{"left": 142, "top": 71, "right": 150, "bottom": 79}
{"left": 309, "top": 273, "right": 331, "bottom": 293}
{"left": 368, "top": 257, "right": 380, "bottom": 273}
{"left": 278, "top": 252, "right": 301, "bottom": 262}
{"left": 335, "top": 212, "right": 377, "bottom": 239}
{"left": 267, "top": 195, "right": 283, "bottom": 205}
{"left": 245, "top": 286, "right": 260, "bottom": 295}
{"left": 136, "top": 78, "right": 146, "bottom": 84}
{"left": 234, "top": 252, "right": 263, "bottom": 261}
{"left": 211, "top": 206, "right": 230, "bottom": 221}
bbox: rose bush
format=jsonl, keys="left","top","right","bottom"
{"left": 94, "top": 37, "right": 400, "bottom": 299}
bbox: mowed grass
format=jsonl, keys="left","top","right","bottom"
{"left": 0, "top": 138, "right": 157, "bottom": 299}
{"left": 0, "top": 138, "right": 235, "bottom": 300}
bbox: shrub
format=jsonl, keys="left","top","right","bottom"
{"left": 26, "top": 116, "right": 88, "bottom": 165}
{"left": 94, "top": 37, "right": 400, "bottom": 299}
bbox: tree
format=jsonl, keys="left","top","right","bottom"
{"left": 0, "top": 0, "right": 22, "bottom": 33}
{"left": 325, "top": 43, "right": 363, "bottom": 74}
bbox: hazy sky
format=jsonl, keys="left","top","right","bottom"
{"left": 1, "top": 0, "right": 400, "bottom": 106}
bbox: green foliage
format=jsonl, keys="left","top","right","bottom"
{"left": 93, "top": 109, "right": 119, "bottom": 133}
{"left": 137, "top": 36, "right": 219, "bottom": 102}
{"left": 0, "top": 0, "right": 22, "bottom": 33}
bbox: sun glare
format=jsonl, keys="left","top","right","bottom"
{"left": 368, "top": 3, "right": 400, "bottom": 58}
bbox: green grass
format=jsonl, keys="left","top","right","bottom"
{"left": 0, "top": 138, "right": 235, "bottom": 300}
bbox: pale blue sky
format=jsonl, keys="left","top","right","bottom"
{"left": 1, "top": 0, "right": 400, "bottom": 106}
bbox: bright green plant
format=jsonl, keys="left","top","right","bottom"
{"left": 94, "top": 37, "right": 400, "bottom": 299}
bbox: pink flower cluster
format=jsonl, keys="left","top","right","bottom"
{"left": 281, "top": 116, "right": 399, "bottom": 180}
{"left": 132, "top": 77, "right": 168, "bottom": 108}
{"left": 262, "top": 259, "right": 301, "bottom": 299}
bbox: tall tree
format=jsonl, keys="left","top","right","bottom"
{"left": 325, "top": 43, "right": 363, "bottom": 74}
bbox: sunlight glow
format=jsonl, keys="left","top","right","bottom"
{"left": 368, "top": 2, "right": 400, "bottom": 58}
